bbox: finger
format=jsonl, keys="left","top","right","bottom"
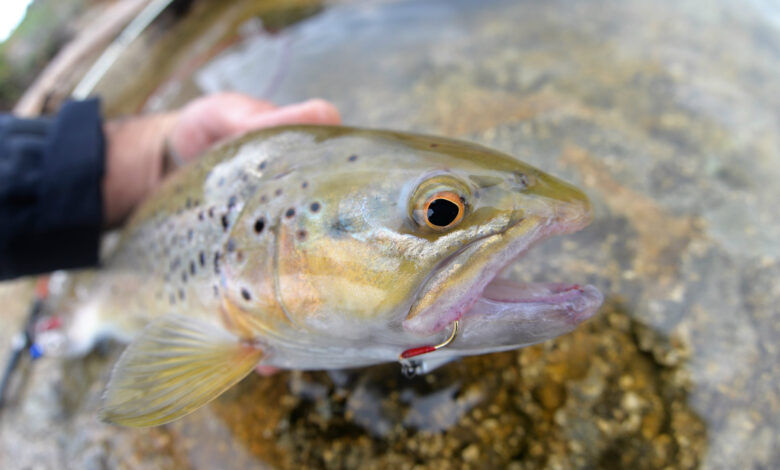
{"left": 201, "top": 93, "right": 278, "bottom": 137}
{"left": 235, "top": 99, "right": 342, "bottom": 132}
{"left": 171, "top": 94, "right": 277, "bottom": 160}
{"left": 172, "top": 96, "right": 341, "bottom": 161}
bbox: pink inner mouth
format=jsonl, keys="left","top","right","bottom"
{"left": 467, "top": 277, "right": 602, "bottom": 329}
{"left": 415, "top": 271, "right": 602, "bottom": 335}
{"left": 481, "top": 279, "right": 587, "bottom": 304}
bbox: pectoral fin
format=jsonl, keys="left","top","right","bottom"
{"left": 101, "top": 314, "right": 263, "bottom": 427}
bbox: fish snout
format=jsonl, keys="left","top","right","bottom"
{"left": 553, "top": 192, "right": 593, "bottom": 235}
{"left": 523, "top": 172, "right": 593, "bottom": 235}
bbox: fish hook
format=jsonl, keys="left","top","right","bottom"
{"left": 399, "top": 320, "right": 460, "bottom": 360}
{"left": 398, "top": 320, "right": 460, "bottom": 377}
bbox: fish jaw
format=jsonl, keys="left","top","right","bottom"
{"left": 402, "top": 183, "right": 601, "bottom": 352}
{"left": 449, "top": 282, "right": 603, "bottom": 356}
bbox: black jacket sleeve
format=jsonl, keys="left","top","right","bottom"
{"left": 0, "top": 99, "right": 105, "bottom": 280}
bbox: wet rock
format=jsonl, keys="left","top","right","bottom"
{"left": 532, "top": 380, "right": 567, "bottom": 411}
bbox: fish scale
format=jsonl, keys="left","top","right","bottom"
{"left": 107, "top": 130, "right": 320, "bottom": 323}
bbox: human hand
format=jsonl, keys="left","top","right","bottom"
{"left": 102, "top": 93, "right": 341, "bottom": 226}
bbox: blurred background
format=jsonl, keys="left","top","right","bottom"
{"left": 0, "top": 0, "right": 778, "bottom": 469}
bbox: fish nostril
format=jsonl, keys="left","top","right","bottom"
{"left": 511, "top": 172, "right": 532, "bottom": 191}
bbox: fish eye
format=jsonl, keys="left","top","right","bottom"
{"left": 423, "top": 192, "right": 464, "bottom": 230}
{"left": 410, "top": 176, "right": 470, "bottom": 232}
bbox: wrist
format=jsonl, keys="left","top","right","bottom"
{"left": 102, "top": 112, "right": 178, "bottom": 227}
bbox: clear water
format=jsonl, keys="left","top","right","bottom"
{"left": 1, "top": 0, "right": 778, "bottom": 468}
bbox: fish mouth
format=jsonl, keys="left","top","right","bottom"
{"left": 403, "top": 203, "right": 602, "bottom": 351}
{"left": 455, "top": 279, "right": 603, "bottom": 351}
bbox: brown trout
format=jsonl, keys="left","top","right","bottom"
{"left": 38, "top": 125, "right": 602, "bottom": 427}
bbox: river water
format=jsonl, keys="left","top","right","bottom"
{"left": 1, "top": 0, "right": 778, "bottom": 468}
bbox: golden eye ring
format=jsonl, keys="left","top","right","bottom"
{"left": 423, "top": 191, "right": 465, "bottom": 230}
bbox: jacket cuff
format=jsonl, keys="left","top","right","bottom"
{"left": 4, "top": 99, "right": 105, "bottom": 278}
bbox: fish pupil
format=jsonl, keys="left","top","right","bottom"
{"left": 241, "top": 288, "right": 251, "bottom": 301}
{"left": 427, "top": 199, "right": 460, "bottom": 227}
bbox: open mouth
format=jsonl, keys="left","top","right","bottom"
{"left": 461, "top": 277, "right": 603, "bottom": 341}
{"left": 475, "top": 279, "right": 602, "bottom": 325}
{"left": 403, "top": 214, "right": 603, "bottom": 349}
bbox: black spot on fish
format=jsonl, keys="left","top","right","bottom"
{"left": 198, "top": 211, "right": 204, "bottom": 221}
{"left": 187, "top": 229, "right": 193, "bottom": 241}
{"left": 241, "top": 288, "right": 251, "bottom": 301}
{"left": 214, "top": 252, "right": 222, "bottom": 274}
{"left": 430, "top": 143, "right": 439, "bottom": 148}
{"left": 199, "top": 251, "right": 206, "bottom": 267}
{"left": 179, "top": 289, "right": 185, "bottom": 300}
{"left": 213, "top": 285, "right": 219, "bottom": 297}
{"left": 226, "top": 238, "right": 236, "bottom": 252}
{"left": 190, "top": 261, "right": 196, "bottom": 275}
{"left": 208, "top": 207, "right": 215, "bottom": 218}
{"left": 221, "top": 214, "right": 230, "bottom": 231}
{"left": 236, "top": 251, "right": 244, "bottom": 262}
{"left": 260, "top": 194, "right": 268, "bottom": 203}
{"left": 310, "top": 202, "right": 321, "bottom": 213}
{"left": 182, "top": 271, "right": 188, "bottom": 283}
{"left": 186, "top": 197, "right": 193, "bottom": 208}
{"left": 297, "top": 230, "right": 307, "bottom": 240}
{"left": 275, "top": 189, "right": 283, "bottom": 197}
{"left": 254, "top": 218, "right": 265, "bottom": 234}
{"left": 228, "top": 195, "right": 237, "bottom": 209}
{"left": 285, "top": 208, "right": 295, "bottom": 218}
{"left": 348, "top": 154, "right": 358, "bottom": 162}
{"left": 259, "top": 161, "right": 267, "bottom": 170}
{"left": 301, "top": 181, "right": 309, "bottom": 189}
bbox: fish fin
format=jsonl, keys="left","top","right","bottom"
{"left": 100, "top": 314, "right": 263, "bottom": 427}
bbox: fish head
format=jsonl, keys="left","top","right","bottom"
{"left": 222, "top": 127, "right": 601, "bottom": 368}
{"left": 391, "top": 136, "right": 603, "bottom": 365}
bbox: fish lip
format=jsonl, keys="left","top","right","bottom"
{"left": 403, "top": 207, "right": 600, "bottom": 337}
